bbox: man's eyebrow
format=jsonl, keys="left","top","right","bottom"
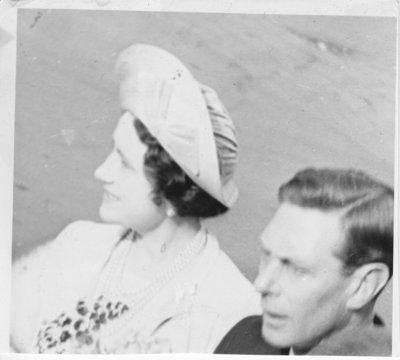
{"left": 280, "top": 257, "right": 293, "bottom": 266}
{"left": 259, "top": 235, "right": 312, "bottom": 270}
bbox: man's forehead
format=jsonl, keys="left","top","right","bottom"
{"left": 260, "top": 203, "right": 344, "bottom": 262}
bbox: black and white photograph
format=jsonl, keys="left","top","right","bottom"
{"left": 1, "top": 1, "right": 397, "bottom": 356}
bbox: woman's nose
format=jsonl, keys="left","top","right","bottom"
{"left": 254, "top": 259, "right": 281, "bottom": 296}
{"left": 94, "top": 152, "right": 117, "bottom": 184}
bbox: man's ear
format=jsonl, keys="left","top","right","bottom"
{"left": 345, "top": 263, "right": 390, "bottom": 310}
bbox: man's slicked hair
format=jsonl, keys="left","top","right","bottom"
{"left": 278, "top": 168, "right": 394, "bottom": 276}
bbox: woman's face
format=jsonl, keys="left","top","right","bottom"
{"left": 94, "top": 112, "right": 166, "bottom": 233}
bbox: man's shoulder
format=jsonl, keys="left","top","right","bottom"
{"left": 214, "top": 315, "right": 288, "bottom": 355}
{"left": 307, "top": 322, "right": 391, "bottom": 356}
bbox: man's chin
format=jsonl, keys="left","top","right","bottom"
{"left": 261, "top": 325, "right": 292, "bottom": 349}
{"left": 262, "top": 327, "right": 319, "bottom": 355}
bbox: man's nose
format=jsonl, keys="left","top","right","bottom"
{"left": 254, "top": 259, "right": 281, "bottom": 296}
{"left": 94, "top": 151, "right": 117, "bottom": 184}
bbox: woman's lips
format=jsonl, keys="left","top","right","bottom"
{"left": 103, "top": 189, "right": 119, "bottom": 201}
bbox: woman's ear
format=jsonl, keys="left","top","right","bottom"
{"left": 165, "top": 201, "right": 176, "bottom": 218}
{"left": 345, "top": 263, "right": 390, "bottom": 310}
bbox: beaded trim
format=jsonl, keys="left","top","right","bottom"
{"left": 37, "top": 228, "right": 207, "bottom": 353}
{"left": 95, "top": 228, "right": 207, "bottom": 337}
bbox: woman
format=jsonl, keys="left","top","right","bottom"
{"left": 11, "top": 44, "right": 260, "bottom": 354}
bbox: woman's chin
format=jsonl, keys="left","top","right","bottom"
{"left": 98, "top": 206, "right": 119, "bottom": 224}
{"left": 98, "top": 207, "right": 132, "bottom": 231}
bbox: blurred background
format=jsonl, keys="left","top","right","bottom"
{"left": 13, "top": 10, "right": 396, "bottom": 328}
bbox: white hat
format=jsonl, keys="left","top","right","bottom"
{"left": 115, "top": 44, "right": 238, "bottom": 207}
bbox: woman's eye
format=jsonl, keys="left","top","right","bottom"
{"left": 120, "top": 157, "right": 129, "bottom": 168}
{"left": 115, "top": 149, "right": 130, "bottom": 169}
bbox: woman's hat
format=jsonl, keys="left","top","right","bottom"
{"left": 115, "top": 44, "right": 238, "bottom": 207}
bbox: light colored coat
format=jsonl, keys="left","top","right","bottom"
{"left": 11, "top": 220, "right": 261, "bottom": 353}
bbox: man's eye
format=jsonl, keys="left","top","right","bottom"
{"left": 291, "top": 264, "right": 308, "bottom": 275}
{"left": 281, "top": 259, "right": 306, "bottom": 275}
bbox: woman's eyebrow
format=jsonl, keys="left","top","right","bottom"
{"left": 116, "top": 147, "right": 135, "bottom": 168}
{"left": 116, "top": 147, "right": 127, "bottom": 160}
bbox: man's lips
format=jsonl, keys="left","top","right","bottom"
{"left": 261, "top": 300, "right": 287, "bottom": 318}
{"left": 262, "top": 310, "right": 288, "bottom": 328}
{"left": 264, "top": 310, "right": 287, "bottom": 319}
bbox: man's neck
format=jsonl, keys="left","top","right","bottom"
{"left": 292, "top": 311, "right": 377, "bottom": 355}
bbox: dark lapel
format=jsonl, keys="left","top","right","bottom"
{"left": 214, "top": 315, "right": 289, "bottom": 355}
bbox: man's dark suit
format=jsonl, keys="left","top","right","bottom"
{"left": 214, "top": 315, "right": 391, "bottom": 356}
{"left": 214, "top": 315, "right": 289, "bottom": 355}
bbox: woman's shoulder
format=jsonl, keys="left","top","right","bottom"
{"left": 53, "top": 220, "right": 123, "bottom": 249}
{"left": 11, "top": 221, "right": 123, "bottom": 352}
{"left": 191, "top": 231, "right": 261, "bottom": 311}
{"left": 13, "top": 220, "right": 123, "bottom": 287}
{"left": 163, "top": 230, "right": 261, "bottom": 352}
{"left": 35, "top": 221, "right": 122, "bottom": 282}
{"left": 18, "top": 220, "right": 122, "bottom": 265}
{"left": 13, "top": 220, "right": 124, "bottom": 311}
{"left": 200, "top": 233, "right": 257, "bottom": 291}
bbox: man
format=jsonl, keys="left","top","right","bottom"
{"left": 215, "top": 168, "right": 393, "bottom": 356}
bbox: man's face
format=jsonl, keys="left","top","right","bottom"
{"left": 254, "top": 203, "right": 353, "bottom": 353}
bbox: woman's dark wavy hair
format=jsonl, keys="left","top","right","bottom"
{"left": 278, "top": 168, "right": 394, "bottom": 277}
{"left": 133, "top": 119, "right": 228, "bottom": 218}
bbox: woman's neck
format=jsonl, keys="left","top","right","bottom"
{"left": 124, "top": 217, "right": 202, "bottom": 280}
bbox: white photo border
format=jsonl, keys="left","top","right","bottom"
{"left": 0, "top": 0, "right": 398, "bottom": 358}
